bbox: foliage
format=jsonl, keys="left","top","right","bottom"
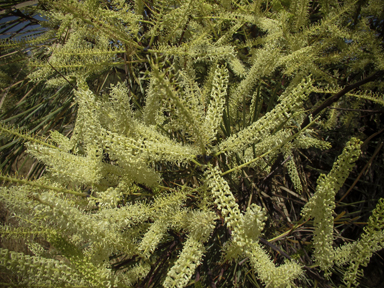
{"left": 1, "top": 0, "right": 384, "bottom": 287}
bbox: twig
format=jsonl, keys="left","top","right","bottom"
{"left": 46, "top": 60, "right": 77, "bottom": 90}
{"left": 301, "top": 70, "right": 384, "bottom": 128}
{"left": 327, "top": 107, "right": 383, "bottom": 113}
{"left": 361, "top": 128, "right": 384, "bottom": 151}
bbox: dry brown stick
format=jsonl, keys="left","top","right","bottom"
{"left": 361, "top": 128, "right": 384, "bottom": 151}
{"left": 46, "top": 60, "right": 77, "bottom": 91}
{"left": 301, "top": 70, "right": 384, "bottom": 129}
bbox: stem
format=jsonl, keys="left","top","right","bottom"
{"left": 0, "top": 175, "right": 87, "bottom": 197}
{"left": 0, "top": 125, "right": 58, "bottom": 150}
{"left": 301, "top": 70, "right": 384, "bottom": 128}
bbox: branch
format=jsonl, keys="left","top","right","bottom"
{"left": 47, "top": 60, "right": 77, "bottom": 91}
{"left": 301, "top": 70, "right": 384, "bottom": 128}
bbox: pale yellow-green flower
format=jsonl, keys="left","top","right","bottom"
{"left": 246, "top": 242, "right": 303, "bottom": 288}
{"left": 204, "top": 166, "right": 243, "bottom": 243}
{"left": 334, "top": 198, "right": 384, "bottom": 287}
{"left": 163, "top": 236, "right": 206, "bottom": 288}
{"left": 301, "top": 137, "right": 362, "bottom": 272}
{"left": 202, "top": 64, "right": 228, "bottom": 145}
{"left": 219, "top": 77, "right": 313, "bottom": 154}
